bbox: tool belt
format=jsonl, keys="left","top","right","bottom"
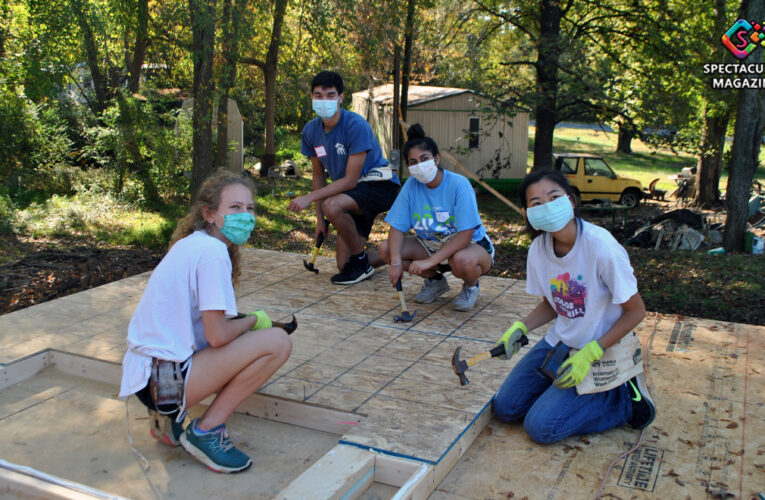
{"left": 575, "top": 331, "right": 644, "bottom": 395}
{"left": 150, "top": 358, "right": 184, "bottom": 415}
{"left": 358, "top": 166, "right": 394, "bottom": 182}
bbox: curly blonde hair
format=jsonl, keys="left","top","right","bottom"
{"left": 170, "top": 169, "right": 256, "bottom": 288}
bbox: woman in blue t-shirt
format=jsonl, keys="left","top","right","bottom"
{"left": 380, "top": 124, "right": 494, "bottom": 311}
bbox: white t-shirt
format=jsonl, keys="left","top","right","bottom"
{"left": 118, "top": 230, "right": 238, "bottom": 398}
{"left": 526, "top": 220, "right": 638, "bottom": 349}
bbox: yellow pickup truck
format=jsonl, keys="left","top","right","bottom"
{"left": 552, "top": 153, "right": 643, "bottom": 208}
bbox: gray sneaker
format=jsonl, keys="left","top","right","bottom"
{"left": 454, "top": 282, "right": 480, "bottom": 311}
{"left": 413, "top": 277, "right": 450, "bottom": 303}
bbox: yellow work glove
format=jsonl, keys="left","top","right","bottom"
{"left": 553, "top": 340, "right": 604, "bottom": 388}
{"left": 247, "top": 310, "right": 272, "bottom": 330}
{"left": 495, "top": 321, "right": 528, "bottom": 360}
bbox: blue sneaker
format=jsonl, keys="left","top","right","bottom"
{"left": 149, "top": 410, "right": 184, "bottom": 447}
{"left": 180, "top": 418, "right": 252, "bottom": 473}
{"left": 627, "top": 374, "right": 656, "bottom": 429}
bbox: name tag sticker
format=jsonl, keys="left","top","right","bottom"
{"left": 314, "top": 146, "right": 327, "bottom": 157}
{"left": 435, "top": 211, "right": 450, "bottom": 223}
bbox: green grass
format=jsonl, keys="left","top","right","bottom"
{"left": 12, "top": 192, "right": 182, "bottom": 249}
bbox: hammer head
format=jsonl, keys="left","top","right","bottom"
{"left": 303, "top": 260, "right": 319, "bottom": 273}
{"left": 393, "top": 309, "right": 417, "bottom": 323}
{"left": 451, "top": 346, "right": 469, "bottom": 385}
{"left": 281, "top": 315, "right": 298, "bottom": 334}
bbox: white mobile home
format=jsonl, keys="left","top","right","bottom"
{"left": 352, "top": 84, "right": 529, "bottom": 191}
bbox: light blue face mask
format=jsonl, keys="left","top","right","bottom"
{"left": 215, "top": 211, "right": 255, "bottom": 245}
{"left": 526, "top": 195, "right": 574, "bottom": 232}
{"left": 312, "top": 99, "right": 338, "bottom": 120}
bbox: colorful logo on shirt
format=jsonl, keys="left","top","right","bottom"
{"left": 550, "top": 272, "right": 586, "bottom": 319}
{"left": 413, "top": 205, "right": 455, "bottom": 237}
{"left": 335, "top": 142, "right": 346, "bottom": 156}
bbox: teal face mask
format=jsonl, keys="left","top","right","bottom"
{"left": 526, "top": 195, "right": 573, "bottom": 232}
{"left": 215, "top": 211, "right": 255, "bottom": 245}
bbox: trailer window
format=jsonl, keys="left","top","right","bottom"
{"left": 469, "top": 117, "right": 480, "bottom": 149}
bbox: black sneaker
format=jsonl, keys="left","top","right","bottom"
{"left": 330, "top": 254, "right": 374, "bottom": 285}
{"left": 627, "top": 374, "right": 656, "bottom": 430}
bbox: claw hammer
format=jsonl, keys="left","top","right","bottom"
{"left": 451, "top": 336, "right": 529, "bottom": 386}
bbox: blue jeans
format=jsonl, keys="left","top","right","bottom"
{"left": 492, "top": 338, "right": 632, "bottom": 444}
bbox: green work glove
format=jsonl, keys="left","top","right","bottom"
{"left": 247, "top": 310, "right": 272, "bottom": 330}
{"left": 495, "top": 321, "right": 528, "bottom": 360}
{"left": 553, "top": 340, "right": 604, "bottom": 389}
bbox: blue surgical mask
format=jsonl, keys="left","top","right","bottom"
{"left": 215, "top": 211, "right": 255, "bottom": 245}
{"left": 312, "top": 99, "right": 338, "bottom": 120}
{"left": 526, "top": 195, "right": 574, "bottom": 232}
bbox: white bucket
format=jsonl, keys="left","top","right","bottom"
{"left": 753, "top": 236, "right": 764, "bottom": 255}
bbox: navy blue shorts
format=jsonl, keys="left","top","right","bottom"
{"left": 344, "top": 180, "right": 400, "bottom": 239}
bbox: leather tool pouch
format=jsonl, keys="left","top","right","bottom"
{"left": 150, "top": 358, "right": 184, "bottom": 415}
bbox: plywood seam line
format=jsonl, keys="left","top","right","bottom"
{"left": 348, "top": 281, "right": 517, "bottom": 414}
{"left": 737, "top": 322, "right": 750, "bottom": 499}
{"left": 592, "top": 313, "right": 659, "bottom": 500}
{"left": 395, "top": 106, "right": 524, "bottom": 216}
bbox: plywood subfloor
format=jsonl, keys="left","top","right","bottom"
{"left": 0, "top": 249, "right": 540, "bottom": 466}
{"left": 1, "top": 248, "right": 763, "bottom": 499}
{"left": 432, "top": 315, "right": 765, "bottom": 499}
{"left": 0, "top": 367, "right": 342, "bottom": 499}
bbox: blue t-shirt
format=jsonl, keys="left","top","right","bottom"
{"left": 385, "top": 169, "right": 487, "bottom": 243}
{"left": 301, "top": 109, "right": 399, "bottom": 185}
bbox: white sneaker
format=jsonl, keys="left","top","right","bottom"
{"left": 413, "top": 276, "right": 450, "bottom": 303}
{"left": 454, "top": 282, "right": 480, "bottom": 311}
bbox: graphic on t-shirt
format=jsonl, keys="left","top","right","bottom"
{"left": 550, "top": 272, "right": 586, "bottom": 318}
{"left": 413, "top": 205, "right": 455, "bottom": 240}
{"left": 335, "top": 142, "right": 346, "bottom": 156}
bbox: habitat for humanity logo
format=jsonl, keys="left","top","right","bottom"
{"left": 722, "top": 19, "right": 765, "bottom": 59}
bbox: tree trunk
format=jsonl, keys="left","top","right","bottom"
{"left": 532, "top": 0, "right": 563, "bottom": 171}
{"left": 71, "top": 0, "right": 110, "bottom": 113}
{"left": 723, "top": 0, "right": 765, "bottom": 252}
{"left": 399, "top": 0, "right": 415, "bottom": 126}
{"left": 215, "top": 0, "right": 242, "bottom": 169}
{"left": 694, "top": 0, "right": 731, "bottom": 208}
{"left": 259, "top": 0, "right": 288, "bottom": 179}
{"left": 189, "top": 0, "right": 216, "bottom": 199}
{"left": 127, "top": 0, "right": 149, "bottom": 93}
{"left": 695, "top": 107, "right": 730, "bottom": 207}
{"left": 616, "top": 124, "right": 633, "bottom": 154}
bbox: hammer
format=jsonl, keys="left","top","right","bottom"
{"left": 451, "top": 336, "right": 529, "bottom": 386}
{"left": 303, "top": 220, "right": 329, "bottom": 273}
{"left": 393, "top": 278, "right": 417, "bottom": 323}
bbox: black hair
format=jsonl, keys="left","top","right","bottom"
{"left": 403, "top": 124, "right": 440, "bottom": 163}
{"left": 311, "top": 71, "right": 344, "bottom": 95}
{"left": 518, "top": 169, "right": 581, "bottom": 239}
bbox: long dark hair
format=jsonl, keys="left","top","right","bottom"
{"left": 518, "top": 169, "right": 581, "bottom": 240}
{"left": 403, "top": 123, "right": 440, "bottom": 163}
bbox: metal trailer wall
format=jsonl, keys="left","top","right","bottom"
{"left": 352, "top": 87, "right": 529, "bottom": 181}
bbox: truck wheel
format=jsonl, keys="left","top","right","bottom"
{"left": 620, "top": 189, "right": 641, "bottom": 208}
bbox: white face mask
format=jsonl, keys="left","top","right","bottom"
{"left": 409, "top": 159, "right": 438, "bottom": 184}
{"left": 312, "top": 99, "right": 338, "bottom": 120}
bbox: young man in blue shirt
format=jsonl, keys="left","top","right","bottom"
{"left": 289, "top": 71, "right": 400, "bottom": 284}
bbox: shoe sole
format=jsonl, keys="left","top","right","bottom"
{"left": 179, "top": 433, "right": 252, "bottom": 473}
{"left": 628, "top": 377, "right": 657, "bottom": 430}
{"left": 331, "top": 267, "right": 374, "bottom": 285}
{"left": 150, "top": 428, "right": 180, "bottom": 447}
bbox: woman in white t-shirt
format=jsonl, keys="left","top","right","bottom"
{"left": 119, "top": 170, "right": 291, "bottom": 473}
{"left": 492, "top": 169, "right": 655, "bottom": 443}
